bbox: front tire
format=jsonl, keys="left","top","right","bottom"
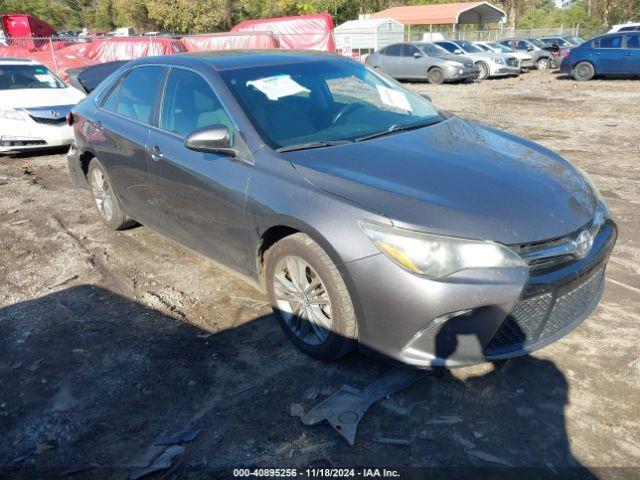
{"left": 264, "top": 233, "right": 357, "bottom": 360}
{"left": 572, "top": 61, "right": 595, "bottom": 81}
{"left": 536, "top": 57, "right": 550, "bottom": 70}
{"left": 427, "top": 67, "right": 444, "bottom": 84}
{"left": 88, "top": 158, "right": 135, "bottom": 230}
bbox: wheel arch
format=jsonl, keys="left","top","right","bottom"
{"left": 256, "top": 217, "right": 349, "bottom": 283}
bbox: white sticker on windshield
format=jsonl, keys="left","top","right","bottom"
{"left": 34, "top": 74, "right": 54, "bottom": 84}
{"left": 376, "top": 85, "right": 412, "bottom": 112}
{"left": 246, "top": 74, "right": 310, "bottom": 101}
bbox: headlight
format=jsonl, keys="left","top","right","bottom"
{"left": 0, "top": 108, "right": 25, "bottom": 121}
{"left": 361, "top": 221, "right": 526, "bottom": 279}
{"left": 576, "top": 167, "right": 604, "bottom": 204}
{"left": 493, "top": 57, "right": 505, "bottom": 64}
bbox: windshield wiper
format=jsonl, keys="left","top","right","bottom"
{"left": 277, "top": 140, "right": 353, "bottom": 153}
{"left": 355, "top": 118, "right": 443, "bottom": 143}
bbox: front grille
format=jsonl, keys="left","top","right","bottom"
{"left": 528, "top": 254, "right": 574, "bottom": 270}
{"left": 506, "top": 57, "right": 519, "bottom": 67}
{"left": 28, "top": 115, "right": 66, "bottom": 125}
{"left": 485, "top": 266, "right": 604, "bottom": 355}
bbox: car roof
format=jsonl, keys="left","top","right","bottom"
{"left": 130, "top": 49, "right": 340, "bottom": 71}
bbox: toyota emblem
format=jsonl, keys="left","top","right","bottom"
{"left": 573, "top": 230, "right": 594, "bottom": 259}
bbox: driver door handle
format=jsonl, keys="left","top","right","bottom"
{"left": 149, "top": 145, "right": 164, "bottom": 161}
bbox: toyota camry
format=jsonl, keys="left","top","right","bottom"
{"left": 67, "top": 51, "right": 616, "bottom": 367}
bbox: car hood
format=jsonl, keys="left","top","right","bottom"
{"left": 463, "top": 51, "right": 501, "bottom": 60}
{"left": 432, "top": 54, "right": 474, "bottom": 64}
{"left": 0, "top": 87, "right": 85, "bottom": 109}
{"left": 285, "top": 117, "right": 596, "bottom": 245}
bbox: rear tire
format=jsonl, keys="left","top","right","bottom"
{"left": 264, "top": 233, "right": 357, "bottom": 361}
{"left": 476, "top": 61, "right": 489, "bottom": 80}
{"left": 536, "top": 57, "right": 550, "bottom": 70}
{"left": 572, "top": 61, "right": 594, "bottom": 81}
{"left": 88, "top": 158, "right": 135, "bottom": 230}
{"left": 427, "top": 67, "right": 444, "bottom": 84}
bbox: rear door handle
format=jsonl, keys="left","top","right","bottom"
{"left": 149, "top": 145, "right": 164, "bottom": 161}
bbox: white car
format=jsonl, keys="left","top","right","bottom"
{"left": 608, "top": 22, "right": 640, "bottom": 33}
{"left": 434, "top": 40, "right": 521, "bottom": 79}
{"left": 0, "top": 59, "right": 85, "bottom": 154}
{"left": 474, "top": 41, "right": 535, "bottom": 70}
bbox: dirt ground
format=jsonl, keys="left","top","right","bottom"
{"left": 1, "top": 70, "right": 639, "bottom": 479}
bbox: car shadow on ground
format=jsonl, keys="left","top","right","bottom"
{"left": 1, "top": 285, "right": 596, "bottom": 478}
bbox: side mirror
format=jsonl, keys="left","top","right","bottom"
{"left": 185, "top": 124, "right": 238, "bottom": 157}
{"left": 413, "top": 51, "right": 423, "bottom": 58}
{"left": 420, "top": 93, "right": 432, "bottom": 102}
{"left": 527, "top": 45, "right": 534, "bottom": 51}
{"left": 454, "top": 49, "right": 463, "bottom": 54}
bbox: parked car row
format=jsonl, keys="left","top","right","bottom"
{"left": 365, "top": 37, "right": 550, "bottom": 84}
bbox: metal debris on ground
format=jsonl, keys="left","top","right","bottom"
{"left": 154, "top": 428, "right": 201, "bottom": 446}
{"left": 130, "top": 444, "right": 185, "bottom": 480}
{"left": 301, "top": 366, "right": 426, "bottom": 445}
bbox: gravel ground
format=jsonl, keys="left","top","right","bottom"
{"left": 1, "top": 70, "right": 639, "bottom": 478}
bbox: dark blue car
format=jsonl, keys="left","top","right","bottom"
{"left": 561, "top": 32, "right": 640, "bottom": 80}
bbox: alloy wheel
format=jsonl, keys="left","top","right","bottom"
{"left": 537, "top": 58, "right": 550, "bottom": 70}
{"left": 90, "top": 167, "right": 114, "bottom": 222}
{"left": 273, "top": 256, "right": 332, "bottom": 346}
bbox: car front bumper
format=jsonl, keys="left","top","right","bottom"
{"left": 442, "top": 65, "right": 480, "bottom": 81}
{"left": 344, "top": 220, "right": 617, "bottom": 368}
{"left": 0, "top": 118, "right": 74, "bottom": 154}
{"left": 489, "top": 65, "right": 521, "bottom": 77}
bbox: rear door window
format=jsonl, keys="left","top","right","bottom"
{"left": 596, "top": 36, "right": 623, "bottom": 48}
{"left": 626, "top": 35, "right": 640, "bottom": 48}
{"left": 160, "top": 68, "right": 233, "bottom": 138}
{"left": 383, "top": 44, "right": 402, "bottom": 56}
{"left": 115, "top": 66, "right": 165, "bottom": 124}
{"left": 402, "top": 44, "right": 421, "bottom": 57}
{"left": 101, "top": 80, "right": 121, "bottom": 112}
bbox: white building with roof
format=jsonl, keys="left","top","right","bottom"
{"left": 334, "top": 17, "right": 404, "bottom": 58}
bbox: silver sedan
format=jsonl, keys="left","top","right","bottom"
{"left": 366, "top": 42, "right": 480, "bottom": 84}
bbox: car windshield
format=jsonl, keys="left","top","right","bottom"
{"left": 455, "top": 41, "right": 483, "bottom": 53}
{"left": 565, "top": 36, "right": 584, "bottom": 45}
{"left": 220, "top": 59, "right": 442, "bottom": 150}
{"left": 0, "top": 64, "right": 66, "bottom": 90}
{"left": 527, "top": 38, "right": 546, "bottom": 48}
{"left": 418, "top": 43, "right": 450, "bottom": 56}
{"left": 489, "top": 42, "right": 513, "bottom": 53}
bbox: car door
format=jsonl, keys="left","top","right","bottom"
{"left": 145, "top": 66, "right": 254, "bottom": 274}
{"left": 623, "top": 34, "right": 640, "bottom": 73}
{"left": 592, "top": 35, "right": 627, "bottom": 74}
{"left": 380, "top": 44, "right": 403, "bottom": 77}
{"left": 91, "top": 65, "right": 166, "bottom": 221}
{"left": 400, "top": 44, "right": 428, "bottom": 79}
